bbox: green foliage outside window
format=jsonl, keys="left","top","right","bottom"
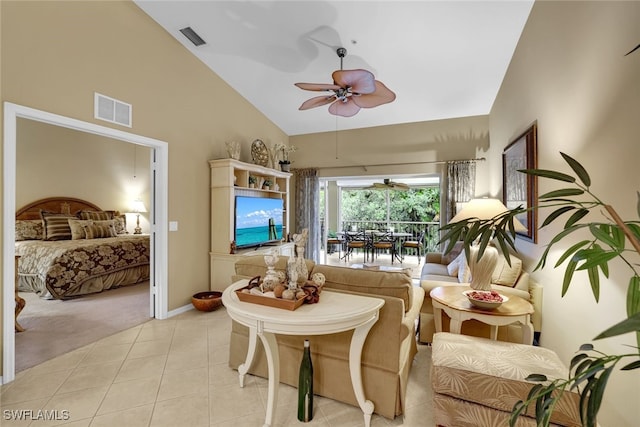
{"left": 341, "top": 187, "right": 440, "bottom": 223}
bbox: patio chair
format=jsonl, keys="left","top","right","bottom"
{"left": 371, "top": 231, "right": 397, "bottom": 263}
{"left": 402, "top": 229, "right": 426, "bottom": 262}
{"left": 326, "top": 236, "right": 344, "bottom": 258}
{"left": 342, "top": 230, "right": 369, "bottom": 262}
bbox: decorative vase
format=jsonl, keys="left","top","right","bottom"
{"left": 287, "top": 256, "right": 298, "bottom": 290}
{"left": 294, "top": 246, "right": 308, "bottom": 286}
{"left": 468, "top": 245, "right": 499, "bottom": 291}
{"left": 225, "top": 141, "right": 241, "bottom": 160}
{"left": 262, "top": 250, "right": 280, "bottom": 291}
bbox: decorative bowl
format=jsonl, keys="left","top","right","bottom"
{"left": 463, "top": 290, "right": 508, "bottom": 310}
{"left": 192, "top": 291, "right": 223, "bottom": 312}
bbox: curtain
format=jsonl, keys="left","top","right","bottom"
{"left": 294, "top": 168, "right": 320, "bottom": 262}
{"left": 445, "top": 161, "right": 476, "bottom": 223}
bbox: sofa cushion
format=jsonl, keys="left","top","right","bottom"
{"left": 446, "top": 251, "right": 464, "bottom": 276}
{"left": 311, "top": 264, "right": 413, "bottom": 312}
{"left": 492, "top": 255, "right": 523, "bottom": 287}
{"left": 441, "top": 241, "right": 464, "bottom": 264}
{"left": 421, "top": 263, "right": 450, "bottom": 277}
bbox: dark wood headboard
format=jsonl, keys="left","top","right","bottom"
{"left": 16, "top": 197, "right": 103, "bottom": 220}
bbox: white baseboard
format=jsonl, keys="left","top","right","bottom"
{"left": 167, "top": 303, "right": 194, "bottom": 318}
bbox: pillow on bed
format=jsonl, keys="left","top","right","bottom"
{"left": 15, "top": 219, "right": 44, "bottom": 241}
{"left": 68, "top": 219, "right": 93, "bottom": 240}
{"left": 77, "top": 210, "right": 113, "bottom": 221}
{"left": 83, "top": 223, "right": 117, "bottom": 239}
{"left": 41, "top": 211, "right": 75, "bottom": 241}
{"left": 112, "top": 214, "right": 127, "bottom": 234}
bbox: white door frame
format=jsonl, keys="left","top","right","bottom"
{"left": 2, "top": 102, "right": 169, "bottom": 384}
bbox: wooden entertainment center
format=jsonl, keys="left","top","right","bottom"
{"left": 209, "top": 158, "right": 294, "bottom": 291}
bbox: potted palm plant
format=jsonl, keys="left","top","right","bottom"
{"left": 440, "top": 152, "right": 640, "bottom": 427}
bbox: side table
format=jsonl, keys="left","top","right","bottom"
{"left": 430, "top": 285, "right": 534, "bottom": 345}
{"left": 222, "top": 280, "right": 385, "bottom": 427}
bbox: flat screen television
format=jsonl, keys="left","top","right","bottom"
{"left": 234, "top": 196, "right": 284, "bottom": 249}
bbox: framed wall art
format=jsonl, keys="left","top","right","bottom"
{"left": 502, "top": 123, "right": 538, "bottom": 242}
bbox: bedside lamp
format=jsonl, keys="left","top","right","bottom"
{"left": 129, "top": 199, "right": 147, "bottom": 235}
{"left": 449, "top": 198, "right": 525, "bottom": 291}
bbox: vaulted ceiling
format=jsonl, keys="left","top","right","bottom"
{"left": 135, "top": 1, "right": 534, "bottom": 136}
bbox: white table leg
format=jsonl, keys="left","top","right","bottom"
{"left": 349, "top": 314, "right": 379, "bottom": 427}
{"left": 489, "top": 325, "right": 499, "bottom": 340}
{"left": 449, "top": 318, "right": 462, "bottom": 334}
{"left": 521, "top": 317, "right": 534, "bottom": 345}
{"left": 238, "top": 325, "right": 257, "bottom": 388}
{"left": 258, "top": 330, "right": 279, "bottom": 427}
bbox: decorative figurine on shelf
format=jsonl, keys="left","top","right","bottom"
{"left": 225, "top": 141, "right": 240, "bottom": 160}
{"left": 251, "top": 139, "right": 269, "bottom": 166}
{"left": 230, "top": 240, "right": 237, "bottom": 254}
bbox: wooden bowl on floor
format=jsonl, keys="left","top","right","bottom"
{"left": 192, "top": 291, "right": 223, "bottom": 312}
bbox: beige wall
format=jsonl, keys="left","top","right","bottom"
{"left": 291, "top": 115, "right": 490, "bottom": 181}
{"left": 290, "top": 115, "right": 491, "bottom": 234}
{"left": 16, "top": 119, "right": 152, "bottom": 233}
{"left": 1, "top": 1, "right": 289, "bottom": 375}
{"left": 489, "top": 2, "right": 640, "bottom": 425}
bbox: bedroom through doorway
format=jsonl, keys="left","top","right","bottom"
{"left": 3, "top": 102, "right": 169, "bottom": 383}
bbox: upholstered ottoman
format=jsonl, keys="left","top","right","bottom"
{"left": 431, "top": 333, "right": 580, "bottom": 427}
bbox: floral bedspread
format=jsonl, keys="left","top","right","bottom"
{"left": 16, "top": 235, "right": 150, "bottom": 299}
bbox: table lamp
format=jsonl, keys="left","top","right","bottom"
{"left": 129, "top": 199, "right": 147, "bottom": 234}
{"left": 449, "top": 198, "right": 526, "bottom": 291}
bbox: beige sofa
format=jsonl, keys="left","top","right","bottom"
{"left": 418, "top": 245, "right": 542, "bottom": 344}
{"left": 228, "top": 255, "right": 425, "bottom": 419}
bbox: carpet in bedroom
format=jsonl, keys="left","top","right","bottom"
{"left": 15, "top": 282, "right": 151, "bottom": 372}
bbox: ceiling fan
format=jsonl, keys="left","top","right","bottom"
{"left": 369, "top": 179, "right": 410, "bottom": 191}
{"left": 295, "top": 47, "right": 396, "bottom": 117}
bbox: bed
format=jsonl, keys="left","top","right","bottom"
{"left": 15, "top": 197, "right": 150, "bottom": 300}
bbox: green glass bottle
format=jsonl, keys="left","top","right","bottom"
{"left": 297, "top": 339, "right": 313, "bottom": 422}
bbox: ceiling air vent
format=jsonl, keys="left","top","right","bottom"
{"left": 180, "top": 26, "right": 206, "bottom": 46}
{"left": 94, "top": 92, "right": 132, "bottom": 127}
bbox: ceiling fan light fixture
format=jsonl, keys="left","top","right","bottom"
{"left": 295, "top": 47, "right": 395, "bottom": 117}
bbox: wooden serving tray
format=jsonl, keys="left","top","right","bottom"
{"left": 236, "top": 288, "right": 305, "bottom": 311}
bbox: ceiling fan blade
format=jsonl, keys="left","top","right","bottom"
{"left": 299, "top": 95, "right": 336, "bottom": 111}
{"left": 328, "top": 98, "right": 360, "bottom": 117}
{"left": 295, "top": 82, "right": 341, "bottom": 92}
{"left": 332, "top": 70, "right": 376, "bottom": 94}
{"left": 391, "top": 183, "right": 410, "bottom": 190}
{"left": 352, "top": 80, "right": 397, "bottom": 109}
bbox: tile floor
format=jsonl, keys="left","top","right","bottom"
{"left": 0, "top": 306, "right": 434, "bottom": 427}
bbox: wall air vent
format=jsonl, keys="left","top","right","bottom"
{"left": 180, "top": 26, "right": 206, "bottom": 46}
{"left": 94, "top": 92, "right": 132, "bottom": 128}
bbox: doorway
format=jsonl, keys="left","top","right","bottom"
{"left": 3, "top": 102, "right": 169, "bottom": 383}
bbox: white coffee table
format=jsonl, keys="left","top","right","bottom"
{"left": 222, "top": 280, "right": 385, "bottom": 427}
{"left": 430, "top": 285, "right": 534, "bottom": 345}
